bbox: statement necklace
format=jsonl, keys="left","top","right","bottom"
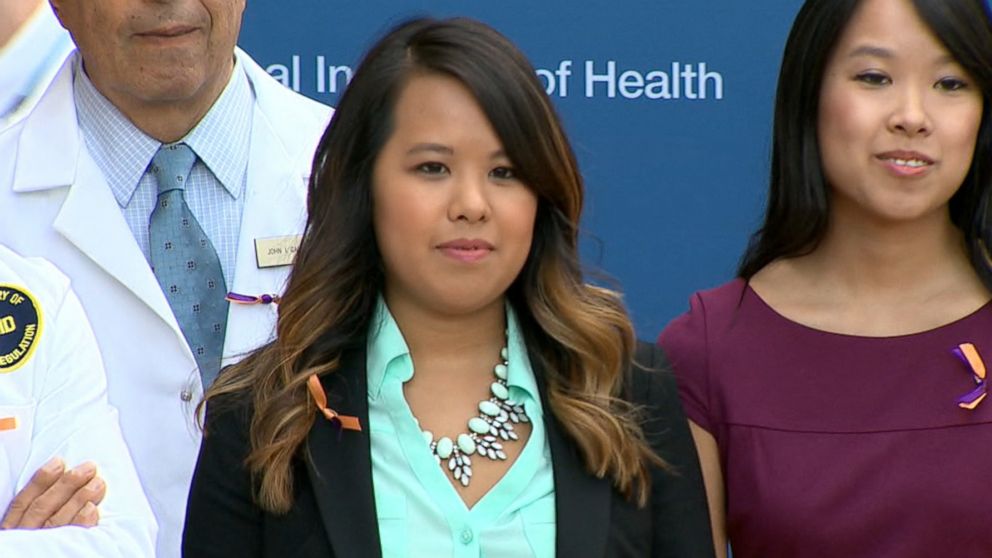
{"left": 420, "top": 344, "right": 529, "bottom": 487}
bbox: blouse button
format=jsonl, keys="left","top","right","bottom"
{"left": 180, "top": 389, "right": 193, "bottom": 402}
{"left": 460, "top": 527, "right": 474, "bottom": 544}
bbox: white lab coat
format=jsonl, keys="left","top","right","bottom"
{"left": 0, "top": 244, "right": 156, "bottom": 556}
{"left": 0, "top": 49, "right": 332, "bottom": 557}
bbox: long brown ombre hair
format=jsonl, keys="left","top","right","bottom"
{"left": 204, "top": 17, "right": 659, "bottom": 513}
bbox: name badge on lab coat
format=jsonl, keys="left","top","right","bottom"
{"left": 255, "top": 235, "right": 303, "bottom": 268}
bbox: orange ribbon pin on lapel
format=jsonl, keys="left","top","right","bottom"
{"left": 307, "top": 374, "right": 362, "bottom": 431}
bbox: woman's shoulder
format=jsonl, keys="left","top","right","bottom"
{"left": 678, "top": 278, "right": 749, "bottom": 320}
{"left": 657, "top": 278, "right": 749, "bottom": 358}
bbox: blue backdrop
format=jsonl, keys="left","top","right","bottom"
{"left": 238, "top": 1, "right": 806, "bottom": 337}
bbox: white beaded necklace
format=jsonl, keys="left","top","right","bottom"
{"left": 420, "top": 343, "right": 529, "bottom": 487}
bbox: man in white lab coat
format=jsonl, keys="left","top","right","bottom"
{"left": 0, "top": 245, "right": 156, "bottom": 556}
{"left": 0, "top": 1, "right": 332, "bottom": 556}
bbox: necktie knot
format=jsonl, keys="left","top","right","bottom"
{"left": 151, "top": 143, "right": 196, "bottom": 195}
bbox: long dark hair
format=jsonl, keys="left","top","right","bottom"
{"left": 738, "top": 0, "right": 992, "bottom": 284}
{"left": 204, "top": 17, "right": 659, "bottom": 512}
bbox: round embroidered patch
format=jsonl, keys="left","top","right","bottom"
{"left": 0, "top": 285, "right": 42, "bottom": 373}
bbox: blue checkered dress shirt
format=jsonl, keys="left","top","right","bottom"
{"left": 73, "top": 56, "right": 254, "bottom": 284}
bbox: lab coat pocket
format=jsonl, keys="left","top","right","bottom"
{"left": 520, "top": 493, "right": 557, "bottom": 556}
{"left": 0, "top": 401, "right": 37, "bottom": 506}
{"left": 374, "top": 491, "right": 407, "bottom": 558}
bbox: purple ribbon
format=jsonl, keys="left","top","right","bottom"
{"left": 952, "top": 343, "right": 987, "bottom": 410}
{"left": 226, "top": 292, "right": 279, "bottom": 305}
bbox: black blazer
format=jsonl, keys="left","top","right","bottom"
{"left": 182, "top": 341, "right": 714, "bottom": 557}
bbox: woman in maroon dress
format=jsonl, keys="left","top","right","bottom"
{"left": 659, "top": 0, "right": 992, "bottom": 556}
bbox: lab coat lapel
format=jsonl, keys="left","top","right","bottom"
{"left": 222, "top": 92, "right": 309, "bottom": 364}
{"left": 52, "top": 157, "right": 183, "bottom": 340}
{"left": 305, "top": 349, "right": 382, "bottom": 558}
{"left": 11, "top": 57, "right": 190, "bottom": 355}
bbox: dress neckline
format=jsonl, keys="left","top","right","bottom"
{"left": 740, "top": 278, "right": 992, "bottom": 341}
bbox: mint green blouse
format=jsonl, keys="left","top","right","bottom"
{"left": 367, "top": 299, "right": 556, "bottom": 557}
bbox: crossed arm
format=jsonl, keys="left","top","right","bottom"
{"left": 0, "top": 286, "right": 156, "bottom": 556}
{"left": 1, "top": 456, "right": 105, "bottom": 529}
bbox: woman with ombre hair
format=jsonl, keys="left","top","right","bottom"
{"left": 660, "top": 0, "right": 992, "bottom": 556}
{"left": 183, "top": 17, "right": 712, "bottom": 558}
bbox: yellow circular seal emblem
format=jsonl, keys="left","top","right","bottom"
{"left": 0, "top": 285, "right": 42, "bottom": 373}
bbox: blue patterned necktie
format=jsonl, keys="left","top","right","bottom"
{"left": 148, "top": 143, "right": 229, "bottom": 387}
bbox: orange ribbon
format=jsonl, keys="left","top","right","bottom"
{"left": 0, "top": 417, "right": 16, "bottom": 431}
{"left": 307, "top": 374, "right": 362, "bottom": 431}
